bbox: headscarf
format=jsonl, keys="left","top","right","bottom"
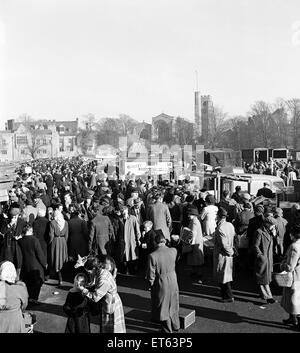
{"left": 0, "top": 261, "right": 17, "bottom": 283}
{"left": 54, "top": 209, "right": 65, "bottom": 231}
{"left": 37, "top": 208, "right": 46, "bottom": 217}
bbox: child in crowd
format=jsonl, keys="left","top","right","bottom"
{"left": 274, "top": 207, "right": 288, "bottom": 259}
{"left": 63, "top": 273, "right": 90, "bottom": 333}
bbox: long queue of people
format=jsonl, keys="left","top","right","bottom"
{"left": 1, "top": 156, "right": 300, "bottom": 333}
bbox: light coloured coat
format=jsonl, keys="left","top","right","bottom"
{"left": 187, "top": 217, "right": 204, "bottom": 266}
{"left": 123, "top": 215, "right": 141, "bottom": 261}
{"left": 200, "top": 205, "right": 218, "bottom": 236}
{"left": 281, "top": 239, "right": 300, "bottom": 314}
{"left": 213, "top": 219, "right": 235, "bottom": 284}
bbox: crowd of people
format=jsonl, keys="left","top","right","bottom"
{"left": 0, "top": 156, "right": 300, "bottom": 333}
{"left": 243, "top": 159, "right": 299, "bottom": 186}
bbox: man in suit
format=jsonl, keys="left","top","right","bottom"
{"left": 146, "top": 231, "right": 180, "bottom": 333}
{"left": 130, "top": 197, "right": 146, "bottom": 229}
{"left": 256, "top": 182, "right": 274, "bottom": 199}
{"left": 146, "top": 193, "right": 172, "bottom": 241}
{"left": 88, "top": 203, "right": 115, "bottom": 257}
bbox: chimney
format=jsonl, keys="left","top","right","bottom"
{"left": 194, "top": 91, "right": 201, "bottom": 137}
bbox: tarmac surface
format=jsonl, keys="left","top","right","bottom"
{"left": 27, "top": 256, "right": 297, "bottom": 333}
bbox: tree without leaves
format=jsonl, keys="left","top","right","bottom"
{"left": 286, "top": 98, "right": 300, "bottom": 149}
{"left": 25, "top": 129, "right": 49, "bottom": 159}
{"left": 82, "top": 113, "right": 100, "bottom": 131}
{"left": 77, "top": 128, "right": 95, "bottom": 155}
{"left": 207, "top": 106, "right": 230, "bottom": 149}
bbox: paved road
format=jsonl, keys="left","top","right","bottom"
{"left": 28, "top": 259, "right": 296, "bottom": 333}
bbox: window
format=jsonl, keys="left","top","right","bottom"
{"left": 16, "top": 135, "right": 28, "bottom": 145}
{"left": 42, "top": 149, "right": 47, "bottom": 154}
{"left": 69, "top": 138, "right": 73, "bottom": 144}
{"left": 59, "top": 147, "right": 64, "bottom": 152}
{"left": 1, "top": 150, "right": 7, "bottom": 154}
{"left": 57, "top": 125, "right": 65, "bottom": 134}
{"left": 21, "top": 149, "right": 26, "bottom": 155}
{"left": 42, "top": 138, "right": 47, "bottom": 145}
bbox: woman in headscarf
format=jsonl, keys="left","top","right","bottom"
{"left": 187, "top": 207, "right": 204, "bottom": 282}
{"left": 48, "top": 207, "right": 69, "bottom": 285}
{"left": 200, "top": 195, "right": 218, "bottom": 237}
{"left": 0, "top": 261, "right": 28, "bottom": 333}
{"left": 78, "top": 255, "right": 126, "bottom": 333}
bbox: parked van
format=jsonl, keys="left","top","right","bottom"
{"left": 223, "top": 173, "right": 285, "bottom": 196}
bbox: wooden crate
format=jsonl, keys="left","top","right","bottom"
{"left": 179, "top": 307, "right": 195, "bottom": 329}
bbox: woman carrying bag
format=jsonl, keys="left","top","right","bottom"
{"left": 280, "top": 224, "right": 300, "bottom": 327}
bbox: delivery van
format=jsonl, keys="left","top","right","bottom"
{"left": 222, "top": 173, "right": 285, "bottom": 196}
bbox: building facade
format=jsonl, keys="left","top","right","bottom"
{"left": 1, "top": 118, "right": 79, "bottom": 161}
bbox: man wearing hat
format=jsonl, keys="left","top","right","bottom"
{"left": 231, "top": 186, "right": 242, "bottom": 204}
{"left": 181, "top": 195, "right": 197, "bottom": 228}
{"left": 234, "top": 202, "right": 255, "bottom": 236}
{"left": 218, "top": 190, "right": 237, "bottom": 223}
{"left": 146, "top": 192, "right": 172, "bottom": 241}
{"left": 88, "top": 203, "right": 115, "bottom": 257}
{"left": 247, "top": 204, "right": 265, "bottom": 248}
{"left": 252, "top": 216, "right": 278, "bottom": 304}
{"left": 130, "top": 197, "right": 146, "bottom": 228}
{"left": 213, "top": 207, "right": 236, "bottom": 302}
{"left": 257, "top": 182, "right": 274, "bottom": 199}
{"left": 126, "top": 188, "right": 140, "bottom": 208}
{"left": 146, "top": 231, "right": 180, "bottom": 333}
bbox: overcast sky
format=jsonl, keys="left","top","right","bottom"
{"left": 0, "top": 0, "right": 300, "bottom": 129}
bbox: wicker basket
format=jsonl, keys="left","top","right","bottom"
{"left": 272, "top": 271, "right": 293, "bottom": 287}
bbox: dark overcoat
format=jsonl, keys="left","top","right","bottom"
{"left": 146, "top": 245, "right": 179, "bottom": 322}
{"left": 88, "top": 214, "right": 115, "bottom": 256}
{"left": 33, "top": 216, "right": 49, "bottom": 257}
{"left": 18, "top": 235, "right": 47, "bottom": 282}
{"left": 68, "top": 216, "right": 89, "bottom": 258}
{"left": 252, "top": 227, "right": 273, "bottom": 285}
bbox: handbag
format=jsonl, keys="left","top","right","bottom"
{"left": 180, "top": 227, "right": 193, "bottom": 254}
{"left": 272, "top": 271, "right": 293, "bottom": 287}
